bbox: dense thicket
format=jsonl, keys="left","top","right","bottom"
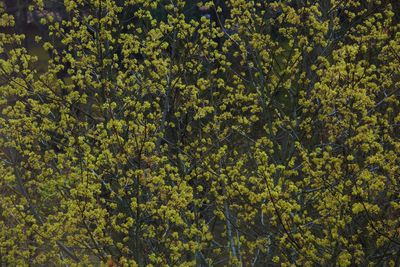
{"left": 1, "top": 0, "right": 399, "bottom": 266}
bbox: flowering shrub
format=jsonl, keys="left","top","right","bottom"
{"left": 1, "top": 0, "right": 399, "bottom": 266}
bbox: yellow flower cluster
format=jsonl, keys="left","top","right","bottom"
{"left": 1, "top": 0, "right": 399, "bottom": 266}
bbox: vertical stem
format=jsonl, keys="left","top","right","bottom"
{"left": 224, "top": 201, "right": 237, "bottom": 260}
